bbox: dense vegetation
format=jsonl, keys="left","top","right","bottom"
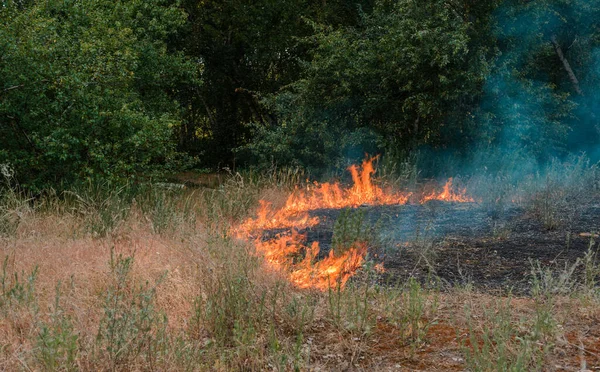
{"left": 2, "top": 0, "right": 600, "bottom": 187}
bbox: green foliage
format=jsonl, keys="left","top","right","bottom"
{"left": 137, "top": 186, "right": 197, "bottom": 235}
{"left": 0, "top": 0, "right": 197, "bottom": 191}
{"left": 179, "top": 0, "right": 373, "bottom": 167}
{"left": 245, "top": 0, "right": 497, "bottom": 170}
{"left": 0, "top": 170, "right": 31, "bottom": 237}
{"left": 373, "top": 277, "right": 439, "bottom": 349}
{"left": 327, "top": 279, "right": 374, "bottom": 335}
{"left": 68, "top": 180, "right": 134, "bottom": 237}
{"left": 2, "top": 0, "right": 600, "bottom": 184}
{"left": 191, "top": 244, "right": 262, "bottom": 347}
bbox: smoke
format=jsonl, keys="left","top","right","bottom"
{"left": 570, "top": 46, "right": 600, "bottom": 160}
{"left": 430, "top": 0, "right": 600, "bottom": 181}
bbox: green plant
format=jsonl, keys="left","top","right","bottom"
{"left": 526, "top": 156, "right": 598, "bottom": 231}
{"left": 0, "top": 0, "right": 196, "bottom": 192}
{"left": 332, "top": 208, "right": 384, "bottom": 256}
{"left": 529, "top": 259, "right": 579, "bottom": 298}
{"left": 35, "top": 282, "right": 78, "bottom": 371}
{"left": 0, "top": 164, "right": 31, "bottom": 237}
{"left": 581, "top": 239, "right": 600, "bottom": 296}
{"left": 402, "top": 278, "right": 438, "bottom": 346}
{"left": 372, "top": 277, "right": 439, "bottom": 352}
{"left": 411, "top": 220, "right": 438, "bottom": 275}
{"left": 462, "top": 299, "right": 551, "bottom": 371}
{"left": 95, "top": 250, "right": 167, "bottom": 370}
{"left": 147, "top": 189, "right": 179, "bottom": 235}
{"left": 201, "top": 177, "right": 261, "bottom": 228}
{"left": 280, "top": 293, "right": 315, "bottom": 371}
{"left": 0, "top": 256, "right": 39, "bottom": 311}
{"left": 327, "top": 278, "right": 374, "bottom": 334}
{"left": 332, "top": 209, "right": 367, "bottom": 255}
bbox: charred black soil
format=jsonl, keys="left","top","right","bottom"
{"left": 265, "top": 200, "right": 600, "bottom": 295}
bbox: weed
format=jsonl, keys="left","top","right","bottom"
{"left": 35, "top": 282, "right": 78, "bottom": 371}
{"left": 67, "top": 180, "right": 132, "bottom": 237}
{"left": 327, "top": 279, "right": 374, "bottom": 334}
{"left": 529, "top": 259, "right": 579, "bottom": 297}
{"left": 0, "top": 256, "right": 39, "bottom": 311}
{"left": 332, "top": 209, "right": 368, "bottom": 255}
{"left": 526, "top": 155, "right": 598, "bottom": 230}
{"left": 95, "top": 250, "right": 167, "bottom": 370}
{"left": 462, "top": 299, "right": 551, "bottom": 371}
{"left": 582, "top": 242, "right": 600, "bottom": 294}
{"left": 373, "top": 277, "right": 439, "bottom": 350}
{"left": 411, "top": 220, "right": 438, "bottom": 275}
{"left": 529, "top": 238, "right": 600, "bottom": 300}
{"left": 0, "top": 187, "right": 31, "bottom": 238}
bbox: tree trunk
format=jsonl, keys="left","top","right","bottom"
{"left": 551, "top": 35, "right": 583, "bottom": 96}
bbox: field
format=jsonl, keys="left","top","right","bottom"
{"left": 1, "top": 157, "right": 600, "bottom": 371}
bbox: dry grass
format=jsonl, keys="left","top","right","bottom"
{"left": 1, "top": 167, "right": 600, "bottom": 371}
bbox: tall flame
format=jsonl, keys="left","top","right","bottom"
{"left": 236, "top": 157, "right": 476, "bottom": 290}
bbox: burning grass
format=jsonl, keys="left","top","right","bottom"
{"left": 238, "top": 156, "right": 477, "bottom": 292}
{"left": 0, "top": 156, "right": 599, "bottom": 370}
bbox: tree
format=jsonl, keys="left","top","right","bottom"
{"left": 179, "top": 0, "right": 374, "bottom": 168}
{"left": 0, "top": 0, "right": 197, "bottom": 191}
{"left": 245, "top": 0, "right": 498, "bottom": 171}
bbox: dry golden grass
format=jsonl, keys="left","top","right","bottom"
{"left": 1, "top": 178, "right": 600, "bottom": 371}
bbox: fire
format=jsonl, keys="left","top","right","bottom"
{"left": 254, "top": 232, "right": 367, "bottom": 290}
{"left": 236, "top": 157, "right": 476, "bottom": 291}
{"left": 290, "top": 242, "right": 367, "bottom": 290}
{"left": 235, "top": 157, "right": 409, "bottom": 237}
{"left": 420, "top": 178, "right": 475, "bottom": 203}
{"left": 284, "top": 158, "right": 411, "bottom": 213}
{"left": 235, "top": 200, "right": 320, "bottom": 238}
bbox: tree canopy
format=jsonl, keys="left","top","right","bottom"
{"left": 1, "top": 0, "right": 600, "bottom": 189}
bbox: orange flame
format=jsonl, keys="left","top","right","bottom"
{"left": 290, "top": 242, "right": 367, "bottom": 290}
{"left": 236, "top": 157, "right": 476, "bottom": 290}
{"left": 253, "top": 232, "right": 367, "bottom": 290}
{"left": 235, "top": 200, "right": 319, "bottom": 238}
{"left": 283, "top": 157, "right": 410, "bottom": 213}
{"left": 420, "top": 178, "right": 475, "bottom": 203}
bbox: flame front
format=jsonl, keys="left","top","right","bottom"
{"left": 284, "top": 158, "right": 410, "bottom": 213}
{"left": 236, "top": 157, "right": 476, "bottom": 290}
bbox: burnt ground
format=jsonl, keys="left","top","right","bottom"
{"left": 265, "top": 199, "right": 600, "bottom": 295}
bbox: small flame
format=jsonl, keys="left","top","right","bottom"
{"left": 420, "top": 178, "right": 475, "bottom": 203}
{"left": 236, "top": 157, "right": 476, "bottom": 290}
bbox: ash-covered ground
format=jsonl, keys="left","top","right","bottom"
{"left": 265, "top": 199, "right": 600, "bottom": 295}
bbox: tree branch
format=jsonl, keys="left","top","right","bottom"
{"left": 1, "top": 79, "right": 49, "bottom": 96}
